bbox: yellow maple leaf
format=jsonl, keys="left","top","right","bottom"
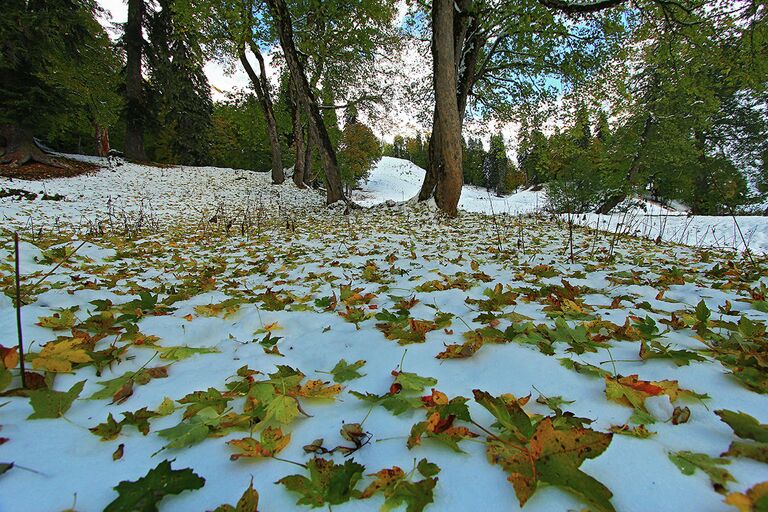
{"left": 725, "top": 481, "right": 768, "bottom": 512}
{"left": 32, "top": 338, "right": 92, "bottom": 372}
{"left": 295, "top": 379, "right": 342, "bottom": 399}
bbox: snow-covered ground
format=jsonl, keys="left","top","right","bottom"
{"left": 354, "top": 157, "right": 768, "bottom": 255}
{"left": 0, "top": 157, "right": 767, "bottom": 512}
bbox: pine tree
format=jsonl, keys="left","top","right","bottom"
{"left": 0, "top": 0, "right": 115, "bottom": 166}
{"left": 146, "top": 0, "right": 213, "bottom": 165}
{"left": 485, "top": 133, "right": 510, "bottom": 195}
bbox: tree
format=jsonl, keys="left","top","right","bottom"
{"left": 338, "top": 114, "right": 382, "bottom": 195}
{"left": 146, "top": 0, "right": 213, "bottom": 165}
{"left": 463, "top": 137, "right": 486, "bottom": 187}
{"left": 484, "top": 133, "right": 509, "bottom": 195}
{"left": 264, "top": 0, "right": 345, "bottom": 203}
{"left": 0, "top": 0, "right": 116, "bottom": 166}
{"left": 124, "top": 0, "right": 148, "bottom": 161}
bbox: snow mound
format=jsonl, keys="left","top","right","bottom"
{"left": 355, "top": 157, "right": 768, "bottom": 254}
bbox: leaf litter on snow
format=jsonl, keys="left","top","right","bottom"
{"left": 0, "top": 159, "right": 767, "bottom": 511}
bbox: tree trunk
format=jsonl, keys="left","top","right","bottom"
{"left": 95, "top": 125, "right": 110, "bottom": 157}
{"left": 0, "top": 124, "right": 66, "bottom": 168}
{"left": 288, "top": 80, "right": 306, "bottom": 188}
{"left": 418, "top": 111, "right": 439, "bottom": 201}
{"left": 264, "top": 0, "right": 344, "bottom": 204}
{"left": 418, "top": 0, "right": 475, "bottom": 207}
{"left": 125, "top": 0, "right": 147, "bottom": 161}
{"left": 304, "top": 124, "right": 315, "bottom": 187}
{"left": 430, "top": 0, "right": 464, "bottom": 216}
{"left": 239, "top": 47, "right": 284, "bottom": 184}
{"left": 596, "top": 114, "right": 653, "bottom": 214}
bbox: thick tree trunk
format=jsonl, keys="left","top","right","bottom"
{"left": 304, "top": 124, "right": 315, "bottom": 187}
{"left": 239, "top": 47, "right": 284, "bottom": 184}
{"left": 430, "top": 0, "right": 464, "bottom": 216}
{"left": 418, "top": 0, "right": 475, "bottom": 207}
{"left": 125, "top": 0, "right": 147, "bottom": 161}
{"left": 288, "top": 81, "right": 306, "bottom": 188}
{"left": 95, "top": 126, "right": 110, "bottom": 157}
{"left": 0, "top": 124, "right": 66, "bottom": 168}
{"left": 264, "top": 0, "right": 344, "bottom": 204}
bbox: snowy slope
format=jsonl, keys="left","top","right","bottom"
{"left": 0, "top": 157, "right": 766, "bottom": 512}
{"left": 355, "top": 157, "right": 768, "bottom": 254}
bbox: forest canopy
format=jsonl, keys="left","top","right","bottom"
{"left": 0, "top": 0, "right": 766, "bottom": 214}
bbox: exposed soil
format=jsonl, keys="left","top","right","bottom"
{"left": 0, "top": 158, "right": 100, "bottom": 180}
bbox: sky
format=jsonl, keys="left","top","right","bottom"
{"left": 93, "top": 0, "right": 516, "bottom": 148}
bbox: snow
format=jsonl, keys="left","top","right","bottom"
{"left": 0, "top": 155, "right": 767, "bottom": 512}
{"left": 354, "top": 157, "right": 768, "bottom": 255}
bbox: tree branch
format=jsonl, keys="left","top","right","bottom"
{"left": 537, "top": 0, "right": 627, "bottom": 13}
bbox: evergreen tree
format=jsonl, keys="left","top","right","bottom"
{"left": 0, "top": 0, "right": 117, "bottom": 166}
{"left": 484, "top": 133, "right": 510, "bottom": 195}
{"left": 146, "top": 0, "right": 213, "bottom": 165}
{"left": 392, "top": 135, "right": 405, "bottom": 159}
{"left": 463, "top": 137, "right": 486, "bottom": 187}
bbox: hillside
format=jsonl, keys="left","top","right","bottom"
{"left": 356, "top": 157, "right": 768, "bottom": 255}
{"left": 0, "top": 158, "right": 766, "bottom": 512}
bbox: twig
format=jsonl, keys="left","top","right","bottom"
{"left": 14, "top": 233, "right": 26, "bottom": 389}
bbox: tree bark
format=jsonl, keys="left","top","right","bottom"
{"left": 418, "top": 111, "right": 440, "bottom": 201}
{"left": 418, "top": 0, "right": 476, "bottom": 207}
{"left": 0, "top": 124, "right": 66, "bottom": 168}
{"left": 95, "top": 125, "right": 110, "bottom": 157}
{"left": 288, "top": 79, "right": 306, "bottom": 188}
{"left": 430, "top": 0, "right": 464, "bottom": 216}
{"left": 596, "top": 113, "right": 653, "bottom": 214}
{"left": 264, "top": 0, "right": 344, "bottom": 204}
{"left": 239, "top": 45, "right": 285, "bottom": 184}
{"left": 125, "top": 0, "right": 147, "bottom": 161}
{"left": 304, "top": 124, "right": 315, "bottom": 187}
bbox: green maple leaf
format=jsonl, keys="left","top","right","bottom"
{"left": 121, "top": 407, "right": 159, "bottom": 435}
{"left": 178, "top": 388, "right": 230, "bottom": 419}
{"left": 330, "top": 359, "right": 366, "bottom": 382}
{"left": 277, "top": 457, "right": 365, "bottom": 507}
{"left": 559, "top": 358, "right": 612, "bottom": 378}
{"left": 28, "top": 380, "right": 86, "bottom": 419}
{"left": 668, "top": 451, "right": 734, "bottom": 489}
{"left": 157, "top": 345, "right": 219, "bottom": 360}
{"left": 723, "top": 441, "right": 768, "bottom": 463}
{"left": 349, "top": 391, "right": 423, "bottom": 415}
{"left": 486, "top": 417, "right": 615, "bottom": 512}
{"left": 473, "top": 389, "right": 533, "bottom": 437}
{"left": 716, "top": 410, "right": 768, "bottom": 442}
{"left": 266, "top": 394, "right": 299, "bottom": 424}
{"left": 384, "top": 478, "right": 437, "bottom": 512}
{"left": 157, "top": 407, "right": 223, "bottom": 450}
{"left": 394, "top": 371, "right": 437, "bottom": 393}
{"left": 88, "top": 367, "right": 166, "bottom": 401}
{"left": 37, "top": 308, "right": 78, "bottom": 330}
{"left": 104, "top": 459, "right": 205, "bottom": 512}
{"left": 90, "top": 413, "right": 123, "bottom": 441}
{"left": 267, "top": 365, "right": 305, "bottom": 389}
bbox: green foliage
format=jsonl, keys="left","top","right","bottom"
{"left": 145, "top": 0, "right": 213, "bottom": 165}
{"left": 338, "top": 120, "right": 382, "bottom": 190}
{"left": 277, "top": 457, "right": 365, "bottom": 508}
{"left": 0, "top": 0, "right": 122, "bottom": 148}
{"left": 463, "top": 136, "right": 486, "bottom": 187}
{"left": 104, "top": 459, "right": 205, "bottom": 512}
{"left": 28, "top": 380, "right": 86, "bottom": 420}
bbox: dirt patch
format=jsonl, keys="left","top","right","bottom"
{"left": 0, "top": 157, "right": 100, "bottom": 180}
